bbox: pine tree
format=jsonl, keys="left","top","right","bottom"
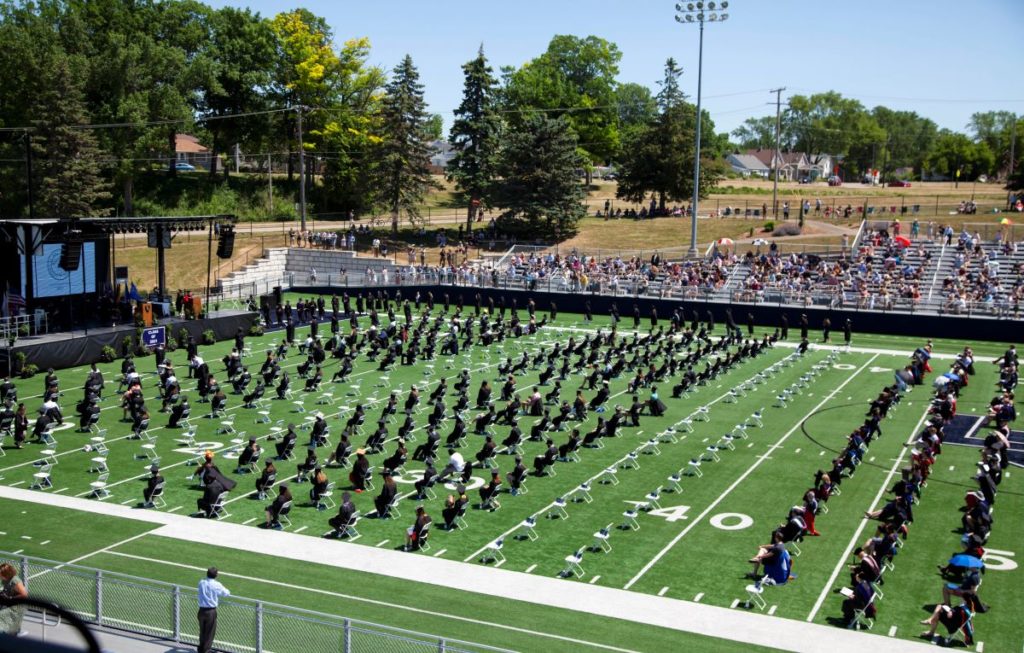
{"left": 655, "top": 58, "right": 686, "bottom": 112}
{"left": 616, "top": 59, "right": 720, "bottom": 212}
{"left": 447, "top": 46, "right": 500, "bottom": 231}
{"left": 30, "top": 55, "right": 111, "bottom": 217}
{"left": 493, "top": 114, "right": 586, "bottom": 239}
{"left": 377, "top": 54, "right": 437, "bottom": 233}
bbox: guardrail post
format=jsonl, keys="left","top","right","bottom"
{"left": 343, "top": 618, "right": 352, "bottom": 653}
{"left": 19, "top": 557, "right": 28, "bottom": 590}
{"left": 172, "top": 585, "right": 181, "bottom": 642}
{"left": 438, "top": 638, "right": 446, "bottom": 652}
{"left": 95, "top": 570, "right": 103, "bottom": 626}
{"left": 255, "top": 601, "right": 264, "bottom": 653}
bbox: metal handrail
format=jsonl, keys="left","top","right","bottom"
{"left": 10, "top": 551, "right": 515, "bottom": 653}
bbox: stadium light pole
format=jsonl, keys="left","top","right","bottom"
{"left": 675, "top": 1, "right": 729, "bottom": 257}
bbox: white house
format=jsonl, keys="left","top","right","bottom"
{"left": 428, "top": 140, "right": 455, "bottom": 169}
{"left": 727, "top": 153, "right": 770, "bottom": 178}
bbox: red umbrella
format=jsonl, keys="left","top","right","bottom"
{"left": 894, "top": 235, "right": 911, "bottom": 248}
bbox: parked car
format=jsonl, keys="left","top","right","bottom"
{"left": 798, "top": 177, "right": 812, "bottom": 184}
{"left": 827, "top": 175, "right": 842, "bottom": 187}
{"left": 174, "top": 162, "right": 196, "bottom": 171}
{"left": 887, "top": 179, "right": 912, "bottom": 187}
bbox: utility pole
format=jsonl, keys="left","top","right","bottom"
{"left": 770, "top": 87, "right": 785, "bottom": 219}
{"left": 297, "top": 106, "right": 307, "bottom": 232}
{"left": 24, "top": 130, "right": 35, "bottom": 219}
{"left": 1009, "top": 114, "right": 1017, "bottom": 181}
{"left": 267, "top": 153, "right": 273, "bottom": 213}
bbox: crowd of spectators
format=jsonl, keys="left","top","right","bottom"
{"left": 940, "top": 229, "right": 1023, "bottom": 316}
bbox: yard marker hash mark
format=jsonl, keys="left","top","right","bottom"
{"left": 432, "top": 549, "right": 447, "bottom": 558}
{"left": 693, "top": 593, "right": 703, "bottom": 602}
{"left": 767, "top": 606, "right": 777, "bottom": 615}
{"left": 524, "top": 564, "right": 537, "bottom": 573}
{"left": 589, "top": 576, "right": 601, "bottom": 584}
{"left": 888, "top": 625, "right": 897, "bottom": 637}
{"left": 657, "top": 587, "right": 669, "bottom": 596}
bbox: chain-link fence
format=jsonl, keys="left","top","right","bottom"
{"left": 11, "top": 553, "right": 515, "bottom": 653}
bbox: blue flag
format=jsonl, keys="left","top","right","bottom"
{"left": 128, "top": 282, "right": 143, "bottom": 302}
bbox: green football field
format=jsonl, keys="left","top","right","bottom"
{"left": 0, "top": 298, "right": 1020, "bottom": 653}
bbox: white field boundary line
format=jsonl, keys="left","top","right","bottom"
{"left": 622, "top": 352, "right": 880, "bottom": 590}
{"left": 97, "top": 550, "right": 640, "bottom": 653}
{"left": 25, "top": 531, "right": 153, "bottom": 581}
{"left": 462, "top": 347, "right": 821, "bottom": 563}
{"left": 805, "top": 402, "right": 931, "bottom": 622}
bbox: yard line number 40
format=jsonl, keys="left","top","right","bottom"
{"left": 624, "top": 502, "right": 754, "bottom": 530}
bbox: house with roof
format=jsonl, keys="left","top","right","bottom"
{"left": 174, "top": 134, "right": 215, "bottom": 169}
{"left": 428, "top": 140, "right": 455, "bottom": 172}
{"left": 727, "top": 153, "right": 770, "bottom": 178}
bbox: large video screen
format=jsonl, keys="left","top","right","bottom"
{"left": 21, "top": 242, "right": 97, "bottom": 298}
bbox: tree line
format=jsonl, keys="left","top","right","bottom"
{"left": 1, "top": 1, "right": 1017, "bottom": 240}
{"left": 731, "top": 93, "right": 1022, "bottom": 183}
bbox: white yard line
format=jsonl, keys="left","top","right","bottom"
{"left": 622, "top": 353, "right": 880, "bottom": 590}
{"left": 805, "top": 404, "right": 931, "bottom": 622}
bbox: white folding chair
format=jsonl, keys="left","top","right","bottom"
{"left": 545, "top": 497, "right": 569, "bottom": 520}
{"left": 590, "top": 524, "right": 613, "bottom": 553}
{"left": 560, "top": 550, "right": 585, "bottom": 578}
{"left": 31, "top": 464, "right": 53, "bottom": 490}
{"left": 89, "top": 472, "right": 111, "bottom": 499}
{"left": 481, "top": 539, "right": 506, "bottom": 565}
{"left": 515, "top": 517, "right": 539, "bottom": 541}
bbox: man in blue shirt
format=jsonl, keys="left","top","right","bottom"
{"left": 197, "top": 567, "right": 230, "bottom": 653}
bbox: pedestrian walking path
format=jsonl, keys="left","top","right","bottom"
{"left": 0, "top": 484, "right": 933, "bottom": 653}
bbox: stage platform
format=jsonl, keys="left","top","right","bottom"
{"left": 2, "top": 309, "right": 257, "bottom": 374}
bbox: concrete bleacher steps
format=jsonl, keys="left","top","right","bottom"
{"left": 219, "top": 248, "right": 403, "bottom": 295}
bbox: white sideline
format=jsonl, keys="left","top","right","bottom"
{"left": 805, "top": 403, "right": 932, "bottom": 622}
{"left": 0, "top": 474, "right": 932, "bottom": 652}
{"left": 621, "top": 353, "right": 881, "bottom": 590}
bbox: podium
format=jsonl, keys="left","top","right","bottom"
{"left": 190, "top": 297, "right": 202, "bottom": 318}
{"left": 135, "top": 302, "right": 153, "bottom": 327}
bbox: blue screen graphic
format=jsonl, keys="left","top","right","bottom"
{"left": 21, "top": 242, "right": 97, "bottom": 298}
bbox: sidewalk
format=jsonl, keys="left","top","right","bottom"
{"left": 18, "top": 610, "right": 192, "bottom": 653}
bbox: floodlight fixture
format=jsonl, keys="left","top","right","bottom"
{"left": 672, "top": 0, "right": 736, "bottom": 256}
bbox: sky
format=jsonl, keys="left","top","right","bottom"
{"left": 207, "top": 0, "right": 1024, "bottom": 138}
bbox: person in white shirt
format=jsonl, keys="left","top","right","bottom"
{"left": 437, "top": 448, "right": 465, "bottom": 482}
{"left": 197, "top": 567, "right": 230, "bottom": 653}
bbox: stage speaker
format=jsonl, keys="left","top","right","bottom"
{"left": 59, "top": 241, "right": 83, "bottom": 271}
{"left": 273, "top": 286, "right": 283, "bottom": 305}
{"left": 216, "top": 226, "right": 235, "bottom": 259}
{"left": 259, "top": 294, "right": 275, "bottom": 314}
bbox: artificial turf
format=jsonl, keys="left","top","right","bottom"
{"left": 0, "top": 302, "right": 1019, "bottom": 652}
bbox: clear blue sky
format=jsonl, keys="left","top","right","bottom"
{"left": 208, "top": 0, "right": 1024, "bottom": 137}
